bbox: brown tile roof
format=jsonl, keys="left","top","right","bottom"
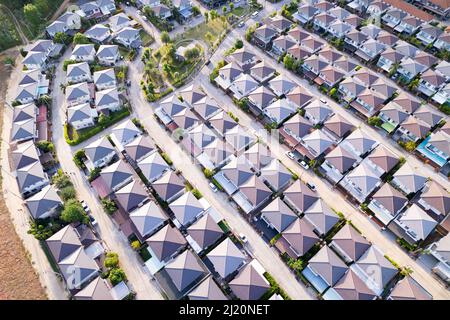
{"left": 383, "top": 0, "right": 434, "bottom": 21}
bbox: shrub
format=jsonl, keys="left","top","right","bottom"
{"left": 61, "top": 200, "right": 88, "bottom": 224}
{"left": 131, "top": 240, "right": 141, "bottom": 250}
{"left": 101, "top": 198, "right": 118, "bottom": 215}
{"left": 36, "top": 140, "right": 54, "bottom": 153}
{"left": 104, "top": 252, "right": 120, "bottom": 269}
{"left": 161, "top": 152, "right": 173, "bottom": 165}
{"left": 203, "top": 168, "right": 214, "bottom": 179}
{"left": 52, "top": 172, "right": 73, "bottom": 189}
{"left": 60, "top": 186, "right": 77, "bottom": 202}
{"left": 368, "top": 116, "right": 382, "bottom": 127}
{"left": 73, "top": 149, "right": 86, "bottom": 168}
{"left": 109, "top": 268, "right": 127, "bottom": 285}
{"left": 192, "top": 188, "right": 203, "bottom": 199}
{"left": 88, "top": 167, "right": 101, "bottom": 182}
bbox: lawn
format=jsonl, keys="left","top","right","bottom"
{"left": 231, "top": 6, "right": 247, "bottom": 17}
{"left": 140, "top": 29, "right": 154, "bottom": 47}
{"left": 64, "top": 108, "right": 131, "bottom": 146}
{"left": 0, "top": 7, "right": 21, "bottom": 51}
{"left": 175, "top": 18, "right": 229, "bottom": 48}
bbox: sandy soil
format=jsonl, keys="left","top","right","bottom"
{"left": 0, "top": 51, "right": 46, "bottom": 300}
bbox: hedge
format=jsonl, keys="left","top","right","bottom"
{"left": 65, "top": 108, "right": 130, "bottom": 145}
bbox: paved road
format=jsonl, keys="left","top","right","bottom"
{"left": 51, "top": 48, "right": 165, "bottom": 300}
{"left": 125, "top": 57, "right": 315, "bottom": 300}
{"left": 200, "top": 27, "right": 450, "bottom": 299}
{"left": 1, "top": 59, "right": 67, "bottom": 300}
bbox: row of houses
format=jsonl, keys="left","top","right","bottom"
{"left": 137, "top": 0, "right": 196, "bottom": 22}
{"left": 257, "top": 3, "right": 450, "bottom": 172}
{"left": 81, "top": 120, "right": 278, "bottom": 300}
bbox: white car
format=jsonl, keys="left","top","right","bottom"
{"left": 239, "top": 233, "right": 248, "bottom": 244}
{"left": 251, "top": 11, "right": 259, "bottom": 17}
{"left": 209, "top": 182, "right": 218, "bottom": 193}
{"left": 306, "top": 182, "right": 316, "bottom": 192}
{"left": 137, "top": 10, "right": 143, "bottom": 15}
{"left": 88, "top": 213, "right": 98, "bottom": 227}
{"left": 142, "top": 16, "right": 148, "bottom": 21}
{"left": 81, "top": 200, "right": 90, "bottom": 213}
{"left": 299, "top": 160, "right": 309, "bottom": 170}
{"left": 286, "top": 151, "right": 295, "bottom": 160}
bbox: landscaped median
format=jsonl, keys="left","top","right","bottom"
{"left": 64, "top": 107, "right": 131, "bottom": 146}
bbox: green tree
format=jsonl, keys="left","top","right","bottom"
{"left": 53, "top": 32, "right": 68, "bottom": 44}
{"left": 52, "top": 172, "right": 72, "bottom": 189}
{"left": 368, "top": 116, "right": 382, "bottom": 127}
{"left": 204, "top": 11, "right": 209, "bottom": 23}
{"left": 60, "top": 186, "right": 77, "bottom": 202}
{"left": 229, "top": 3, "right": 234, "bottom": 11}
{"left": 184, "top": 47, "right": 200, "bottom": 60}
{"left": 101, "top": 198, "right": 118, "bottom": 214}
{"left": 24, "top": 4, "right": 41, "bottom": 29}
{"left": 61, "top": 200, "right": 87, "bottom": 224}
{"left": 235, "top": 39, "right": 243, "bottom": 49}
{"left": 36, "top": 140, "right": 54, "bottom": 153}
{"left": 203, "top": 168, "right": 214, "bottom": 178}
{"left": 109, "top": 268, "right": 127, "bottom": 285}
{"left": 98, "top": 113, "right": 108, "bottom": 125}
{"left": 104, "top": 252, "right": 119, "bottom": 269}
{"left": 34, "top": 0, "right": 49, "bottom": 16}
{"left": 404, "top": 141, "right": 417, "bottom": 152}
{"left": 131, "top": 240, "right": 141, "bottom": 250}
{"left": 283, "top": 54, "right": 295, "bottom": 70}
{"left": 73, "top": 32, "right": 90, "bottom": 45}
{"left": 160, "top": 31, "right": 171, "bottom": 43}
{"left": 222, "top": 6, "right": 227, "bottom": 14}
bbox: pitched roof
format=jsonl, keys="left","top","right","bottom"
{"left": 192, "top": 96, "right": 220, "bottom": 121}
{"left": 283, "top": 113, "right": 313, "bottom": 138}
{"left": 179, "top": 84, "right": 206, "bottom": 106}
{"left": 188, "top": 276, "right": 227, "bottom": 300}
{"left": 392, "top": 92, "right": 421, "bottom": 113}
{"left": 124, "top": 135, "right": 156, "bottom": 162}
{"left": 367, "top": 145, "right": 399, "bottom": 173}
{"left": 46, "top": 225, "right": 82, "bottom": 262}
{"left": 308, "top": 246, "right": 348, "bottom": 286}
{"left": 129, "top": 201, "right": 167, "bottom": 238}
{"left": 229, "top": 262, "right": 270, "bottom": 300}
{"left": 282, "top": 218, "right": 320, "bottom": 257}
{"left": 111, "top": 119, "right": 141, "bottom": 146}
{"left": 165, "top": 250, "right": 206, "bottom": 292}
{"left": 146, "top": 224, "right": 186, "bottom": 262}
{"left": 371, "top": 183, "right": 407, "bottom": 216}
{"left": 325, "top": 145, "right": 357, "bottom": 173}
{"left": 209, "top": 111, "right": 238, "bottom": 135}
{"left": 400, "top": 115, "right": 430, "bottom": 139}
{"left": 302, "top": 129, "right": 335, "bottom": 157}
{"left": 238, "top": 175, "right": 273, "bottom": 208}
{"left": 389, "top": 276, "right": 432, "bottom": 300}
{"left": 286, "top": 85, "right": 314, "bottom": 109}
{"left": 332, "top": 224, "right": 371, "bottom": 261}
{"left": 74, "top": 276, "right": 114, "bottom": 300}
{"left": 169, "top": 192, "right": 204, "bottom": 226}
{"left": 284, "top": 180, "right": 319, "bottom": 212}
{"left": 250, "top": 61, "right": 276, "bottom": 80}
{"left": 115, "top": 180, "right": 148, "bottom": 212}
{"left": 260, "top": 159, "right": 292, "bottom": 191}
{"left": 221, "top": 156, "right": 254, "bottom": 187}
{"left": 207, "top": 238, "right": 246, "bottom": 278}
{"left": 332, "top": 269, "right": 377, "bottom": 300}
{"left": 260, "top": 198, "right": 297, "bottom": 233}
{"left": 392, "top": 163, "right": 427, "bottom": 194}
{"left": 420, "top": 181, "right": 450, "bottom": 216}
{"left": 152, "top": 171, "right": 185, "bottom": 202}
{"left": 101, "top": 159, "right": 133, "bottom": 190}
{"left": 25, "top": 185, "right": 62, "bottom": 219}
{"left": 323, "top": 114, "right": 354, "bottom": 138}
{"left": 304, "top": 199, "right": 340, "bottom": 236}
{"left": 84, "top": 136, "right": 115, "bottom": 164}
{"left": 187, "top": 214, "right": 223, "bottom": 250}
{"left": 413, "top": 104, "right": 444, "bottom": 127}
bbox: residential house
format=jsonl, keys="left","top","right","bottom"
{"left": 25, "top": 185, "right": 62, "bottom": 220}
{"left": 328, "top": 20, "right": 353, "bottom": 39}
{"left": 368, "top": 183, "right": 408, "bottom": 226}
{"left": 207, "top": 238, "right": 246, "bottom": 279}
{"left": 11, "top": 103, "right": 37, "bottom": 142}
{"left": 260, "top": 198, "right": 297, "bottom": 234}
{"left": 418, "top": 69, "right": 446, "bottom": 97}
{"left": 281, "top": 218, "right": 320, "bottom": 258}
{"left": 228, "top": 47, "right": 258, "bottom": 71}
{"left": 96, "top": 45, "right": 119, "bottom": 66}
{"left": 416, "top": 24, "right": 443, "bottom": 46}
{"left": 418, "top": 181, "right": 450, "bottom": 220}
{"left": 360, "top": 24, "right": 382, "bottom": 39}
{"left": 66, "top": 82, "right": 91, "bottom": 107}
{"left": 341, "top": 128, "right": 378, "bottom": 158}
{"left": 215, "top": 62, "right": 243, "bottom": 90}
{"left": 111, "top": 119, "right": 141, "bottom": 150}
{"left": 173, "top": 0, "right": 193, "bottom": 22}
{"left": 93, "top": 68, "right": 117, "bottom": 90}
{"left": 151, "top": 5, "right": 172, "bottom": 20}
{"left": 432, "top": 82, "right": 450, "bottom": 105}
{"left": 84, "top": 24, "right": 111, "bottom": 43}
{"left": 229, "top": 74, "right": 259, "bottom": 99}
{"left": 397, "top": 115, "right": 431, "bottom": 142}
{"left": 381, "top": 8, "right": 407, "bottom": 29}
{"left": 293, "top": 4, "right": 319, "bottom": 24}
{"left": 355, "top": 39, "right": 386, "bottom": 62}
{"left": 80, "top": 1, "right": 102, "bottom": 20}
{"left": 395, "top": 40, "right": 418, "bottom": 58}
{"left": 66, "top": 62, "right": 92, "bottom": 84}
{"left": 351, "top": 246, "right": 398, "bottom": 296}
{"left": 253, "top": 25, "right": 278, "bottom": 50}
{"left": 394, "top": 15, "right": 424, "bottom": 35}
{"left": 387, "top": 276, "right": 433, "bottom": 300}
{"left": 338, "top": 77, "right": 366, "bottom": 102}
{"left": 339, "top": 162, "right": 382, "bottom": 203}
{"left": 434, "top": 31, "right": 450, "bottom": 51}
{"left": 417, "top": 129, "right": 450, "bottom": 168}
{"left": 146, "top": 224, "right": 187, "bottom": 265}
{"left": 435, "top": 60, "right": 450, "bottom": 82}
{"left": 169, "top": 192, "right": 205, "bottom": 228}
{"left": 298, "top": 129, "right": 334, "bottom": 160}
{"left": 186, "top": 214, "right": 223, "bottom": 254}
{"left": 266, "top": 15, "right": 292, "bottom": 34}
{"left": 303, "top": 100, "right": 333, "bottom": 125}
{"left": 351, "top": 88, "right": 385, "bottom": 118}
{"left": 415, "top": 0, "right": 450, "bottom": 19}
{"left": 188, "top": 276, "right": 227, "bottom": 300}
{"left": 313, "top": 12, "right": 337, "bottom": 33}
{"left": 84, "top": 136, "right": 116, "bottom": 168}
{"left": 264, "top": 99, "right": 296, "bottom": 125}
{"left": 247, "top": 86, "right": 277, "bottom": 112}
{"left": 71, "top": 44, "right": 96, "bottom": 63}
{"left": 323, "top": 269, "right": 377, "bottom": 300}
{"left": 115, "top": 180, "right": 149, "bottom": 213}
{"left": 232, "top": 175, "right": 272, "bottom": 214}
{"left": 391, "top": 92, "right": 421, "bottom": 114}
{"left": 302, "top": 54, "right": 328, "bottom": 80}
{"left": 152, "top": 170, "right": 185, "bottom": 203}
{"left": 114, "top": 27, "right": 141, "bottom": 49}
{"left": 280, "top": 113, "right": 313, "bottom": 148}
{"left": 283, "top": 180, "right": 319, "bottom": 214}
{"left": 100, "top": 159, "right": 133, "bottom": 193}
{"left": 229, "top": 261, "right": 270, "bottom": 300}
{"left": 321, "top": 145, "right": 358, "bottom": 184}
{"left": 365, "top": 145, "right": 399, "bottom": 177}
{"left": 390, "top": 204, "right": 438, "bottom": 245}
{"left": 379, "top": 102, "right": 409, "bottom": 133}
{"left": 268, "top": 74, "right": 296, "bottom": 97}
{"left": 271, "top": 35, "right": 296, "bottom": 56}
{"left": 344, "top": 29, "right": 368, "bottom": 52}
{"left": 322, "top": 114, "right": 354, "bottom": 142}
{"left": 376, "top": 30, "right": 399, "bottom": 47}
{"left": 260, "top": 159, "right": 292, "bottom": 192}
{"left": 370, "top": 79, "right": 397, "bottom": 101}
{"left": 303, "top": 199, "right": 340, "bottom": 237}
{"left": 377, "top": 47, "right": 405, "bottom": 73}
{"left": 366, "top": 0, "right": 389, "bottom": 17}
{"left": 137, "top": 151, "right": 170, "bottom": 183}
{"left": 67, "top": 103, "right": 97, "bottom": 130}
{"left": 109, "top": 13, "right": 132, "bottom": 32}
{"left": 391, "top": 163, "right": 427, "bottom": 196}
{"left": 95, "top": 87, "right": 121, "bottom": 112}
{"left": 329, "top": 223, "right": 371, "bottom": 264}
{"left": 46, "top": 11, "right": 81, "bottom": 38}
{"left": 426, "top": 233, "right": 450, "bottom": 284}
{"left": 316, "top": 65, "right": 345, "bottom": 88}
{"left": 302, "top": 246, "right": 348, "bottom": 294}
{"left": 250, "top": 61, "right": 276, "bottom": 83}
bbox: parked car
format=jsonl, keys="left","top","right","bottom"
{"left": 238, "top": 21, "right": 245, "bottom": 28}
{"left": 299, "top": 160, "right": 309, "bottom": 170}
{"left": 81, "top": 200, "right": 90, "bottom": 213}
{"left": 306, "top": 182, "right": 316, "bottom": 192}
{"left": 251, "top": 11, "right": 259, "bottom": 17}
{"left": 142, "top": 16, "right": 148, "bottom": 21}
{"left": 239, "top": 233, "right": 248, "bottom": 244}
{"left": 137, "top": 10, "right": 142, "bottom": 15}
{"left": 209, "top": 182, "right": 218, "bottom": 193}
{"left": 286, "top": 151, "right": 295, "bottom": 160}
{"left": 88, "top": 213, "right": 98, "bottom": 227}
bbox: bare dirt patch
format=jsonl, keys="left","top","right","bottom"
{"left": 0, "top": 51, "right": 46, "bottom": 300}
